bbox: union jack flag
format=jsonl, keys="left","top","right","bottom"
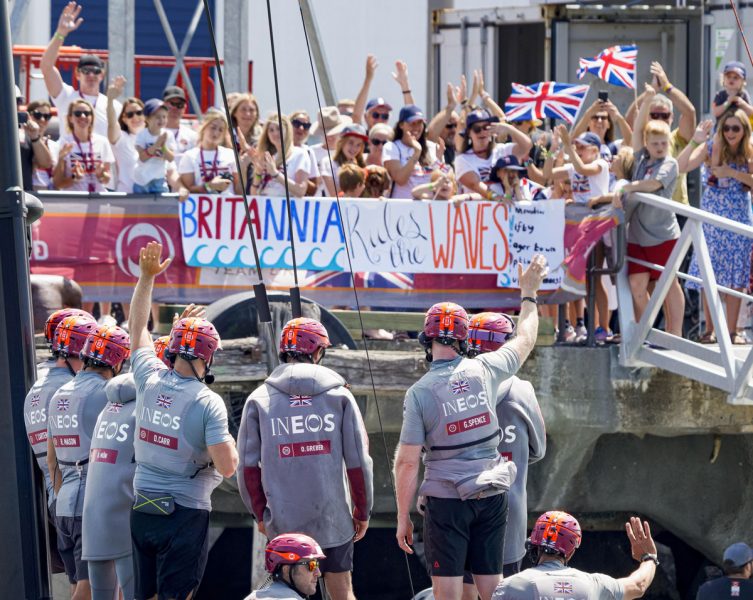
{"left": 156, "top": 394, "right": 173, "bottom": 409}
{"left": 450, "top": 379, "right": 470, "bottom": 395}
{"left": 30, "top": 394, "right": 40, "bottom": 407}
{"left": 520, "top": 177, "right": 549, "bottom": 201}
{"left": 504, "top": 82, "right": 589, "bottom": 124}
{"left": 301, "top": 271, "right": 414, "bottom": 291}
{"left": 57, "top": 398, "right": 69, "bottom": 411}
{"left": 553, "top": 581, "right": 574, "bottom": 594}
{"left": 107, "top": 402, "right": 123, "bottom": 413}
{"left": 577, "top": 45, "right": 638, "bottom": 89}
{"left": 289, "top": 395, "right": 313, "bottom": 407}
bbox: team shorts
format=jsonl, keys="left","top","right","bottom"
{"left": 131, "top": 503, "right": 210, "bottom": 600}
{"left": 424, "top": 492, "right": 508, "bottom": 578}
{"left": 55, "top": 515, "right": 88, "bottom": 584}
{"left": 319, "top": 540, "right": 354, "bottom": 573}
{"left": 627, "top": 239, "right": 677, "bottom": 280}
{"left": 461, "top": 560, "right": 520, "bottom": 584}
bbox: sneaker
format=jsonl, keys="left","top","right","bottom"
{"left": 594, "top": 327, "right": 613, "bottom": 343}
{"left": 575, "top": 324, "right": 588, "bottom": 342}
{"left": 563, "top": 325, "right": 577, "bottom": 342}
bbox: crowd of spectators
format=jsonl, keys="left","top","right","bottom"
{"left": 17, "top": 1, "right": 753, "bottom": 344}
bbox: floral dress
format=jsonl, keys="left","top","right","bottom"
{"left": 687, "top": 142, "right": 753, "bottom": 290}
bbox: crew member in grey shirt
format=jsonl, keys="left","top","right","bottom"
{"left": 47, "top": 322, "right": 130, "bottom": 600}
{"left": 395, "top": 255, "right": 549, "bottom": 600}
{"left": 493, "top": 511, "right": 659, "bottom": 600}
{"left": 238, "top": 317, "right": 373, "bottom": 600}
{"left": 128, "top": 241, "right": 238, "bottom": 600}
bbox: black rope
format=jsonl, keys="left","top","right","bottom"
{"left": 264, "top": 0, "right": 302, "bottom": 319}
{"left": 297, "top": 3, "right": 417, "bottom": 596}
{"left": 200, "top": 0, "right": 272, "bottom": 324}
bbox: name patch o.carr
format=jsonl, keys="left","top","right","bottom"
{"left": 278, "top": 440, "right": 332, "bottom": 458}
{"left": 139, "top": 427, "right": 178, "bottom": 450}
{"left": 446, "top": 412, "right": 491, "bottom": 435}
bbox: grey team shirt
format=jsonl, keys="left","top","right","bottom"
{"left": 492, "top": 560, "right": 624, "bottom": 600}
{"left": 132, "top": 348, "right": 233, "bottom": 511}
{"left": 24, "top": 363, "right": 73, "bottom": 507}
{"left": 245, "top": 581, "right": 305, "bottom": 599}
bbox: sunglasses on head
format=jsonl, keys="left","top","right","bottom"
{"left": 649, "top": 112, "right": 671, "bottom": 120}
{"left": 72, "top": 110, "right": 93, "bottom": 118}
{"left": 369, "top": 138, "right": 388, "bottom": 146}
{"left": 79, "top": 66, "right": 102, "bottom": 76}
{"left": 125, "top": 109, "right": 144, "bottom": 118}
{"left": 297, "top": 559, "right": 319, "bottom": 572}
{"left": 167, "top": 100, "right": 186, "bottom": 109}
{"left": 723, "top": 124, "right": 743, "bottom": 133}
{"left": 591, "top": 115, "right": 609, "bottom": 122}
{"left": 31, "top": 110, "right": 52, "bottom": 121}
{"left": 370, "top": 111, "right": 390, "bottom": 120}
{"left": 291, "top": 118, "right": 312, "bottom": 130}
{"left": 471, "top": 124, "right": 490, "bottom": 134}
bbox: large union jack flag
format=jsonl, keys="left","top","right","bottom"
{"left": 504, "top": 82, "right": 589, "bottom": 124}
{"left": 577, "top": 45, "right": 638, "bottom": 89}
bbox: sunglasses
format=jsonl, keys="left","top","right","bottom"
{"left": 79, "top": 66, "right": 102, "bottom": 76}
{"left": 369, "top": 138, "right": 388, "bottom": 146}
{"left": 723, "top": 124, "right": 743, "bottom": 133}
{"left": 167, "top": 100, "right": 186, "bottom": 109}
{"left": 292, "top": 119, "right": 312, "bottom": 130}
{"left": 471, "top": 124, "right": 490, "bottom": 134}
{"left": 72, "top": 110, "right": 93, "bottom": 118}
{"left": 31, "top": 111, "right": 52, "bottom": 121}
{"left": 591, "top": 115, "right": 609, "bottom": 122}
{"left": 370, "top": 111, "right": 390, "bottom": 120}
{"left": 297, "top": 560, "right": 320, "bottom": 572}
{"left": 125, "top": 110, "right": 144, "bottom": 118}
{"left": 445, "top": 123, "right": 458, "bottom": 130}
{"left": 649, "top": 112, "right": 671, "bottom": 120}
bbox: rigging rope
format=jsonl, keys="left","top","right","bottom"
{"left": 297, "top": 3, "right": 417, "bottom": 596}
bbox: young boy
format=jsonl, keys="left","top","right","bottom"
{"left": 337, "top": 163, "right": 366, "bottom": 197}
{"left": 133, "top": 98, "right": 176, "bottom": 194}
{"left": 621, "top": 109, "right": 684, "bottom": 337}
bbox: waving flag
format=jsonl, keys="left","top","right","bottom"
{"left": 504, "top": 82, "right": 589, "bottom": 124}
{"left": 577, "top": 45, "right": 638, "bottom": 89}
{"left": 520, "top": 177, "right": 550, "bottom": 201}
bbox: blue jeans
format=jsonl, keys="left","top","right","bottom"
{"left": 133, "top": 178, "right": 169, "bottom": 194}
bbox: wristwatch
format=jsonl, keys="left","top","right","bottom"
{"left": 640, "top": 553, "right": 660, "bottom": 566}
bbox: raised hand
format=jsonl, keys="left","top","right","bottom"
{"left": 155, "top": 131, "right": 168, "bottom": 148}
{"left": 392, "top": 60, "right": 410, "bottom": 90}
{"left": 693, "top": 119, "right": 713, "bottom": 143}
{"left": 95, "top": 161, "right": 109, "bottom": 183}
{"left": 107, "top": 75, "right": 126, "bottom": 100}
{"left": 405, "top": 131, "right": 421, "bottom": 154}
{"left": 625, "top": 517, "right": 657, "bottom": 561}
{"left": 59, "top": 142, "right": 75, "bottom": 159}
{"left": 555, "top": 124, "right": 570, "bottom": 146}
{"left": 138, "top": 241, "right": 171, "bottom": 279}
{"left": 71, "top": 160, "right": 84, "bottom": 180}
{"left": 649, "top": 61, "right": 669, "bottom": 90}
{"left": 518, "top": 254, "right": 548, "bottom": 294}
{"left": 173, "top": 303, "right": 206, "bottom": 326}
{"left": 24, "top": 119, "right": 41, "bottom": 140}
{"left": 56, "top": 1, "right": 83, "bottom": 36}
{"left": 365, "top": 54, "right": 378, "bottom": 80}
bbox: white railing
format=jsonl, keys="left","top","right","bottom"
{"left": 616, "top": 192, "right": 753, "bottom": 405}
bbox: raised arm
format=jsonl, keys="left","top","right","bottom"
{"left": 503, "top": 254, "right": 548, "bottom": 365}
{"left": 106, "top": 76, "right": 125, "bottom": 145}
{"left": 625, "top": 90, "right": 649, "bottom": 128}
{"left": 631, "top": 83, "right": 656, "bottom": 151}
{"left": 477, "top": 69, "right": 506, "bottom": 120}
{"left": 428, "top": 83, "right": 459, "bottom": 143}
{"left": 651, "top": 61, "right": 696, "bottom": 142}
{"left": 41, "top": 2, "right": 83, "bottom": 99}
{"left": 352, "top": 55, "right": 377, "bottom": 126}
{"left": 618, "top": 518, "right": 658, "bottom": 600}
{"left": 492, "top": 122, "right": 532, "bottom": 159}
{"left": 393, "top": 60, "right": 415, "bottom": 106}
{"left": 25, "top": 121, "right": 53, "bottom": 169}
{"left": 571, "top": 100, "right": 600, "bottom": 138}
{"left": 603, "top": 100, "right": 632, "bottom": 143}
{"left": 677, "top": 120, "right": 712, "bottom": 173}
{"left": 128, "top": 242, "right": 171, "bottom": 351}
{"left": 556, "top": 124, "right": 603, "bottom": 177}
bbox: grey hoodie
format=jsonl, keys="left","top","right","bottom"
{"left": 237, "top": 362, "right": 373, "bottom": 548}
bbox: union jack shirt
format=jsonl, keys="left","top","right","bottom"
{"left": 156, "top": 394, "right": 173, "bottom": 409}
{"left": 577, "top": 45, "right": 638, "bottom": 89}
{"left": 505, "top": 81, "right": 589, "bottom": 124}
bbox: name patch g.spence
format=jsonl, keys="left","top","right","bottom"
{"left": 446, "top": 412, "right": 491, "bottom": 435}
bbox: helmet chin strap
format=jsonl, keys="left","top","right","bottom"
{"left": 276, "top": 565, "right": 311, "bottom": 598}
{"left": 187, "top": 357, "right": 215, "bottom": 384}
{"left": 63, "top": 357, "right": 77, "bottom": 377}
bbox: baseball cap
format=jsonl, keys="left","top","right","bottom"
{"left": 723, "top": 542, "right": 753, "bottom": 568}
{"left": 143, "top": 98, "right": 166, "bottom": 117}
{"left": 723, "top": 61, "right": 747, "bottom": 79}
{"left": 398, "top": 104, "right": 425, "bottom": 123}
{"left": 339, "top": 123, "right": 369, "bottom": 142}
{"left": 367, "top": 97, "right": 393, "bottom": 112}
{"left": 489, "top": 155, "right": 527, "bottom": 182}
{"left": 465, "top": 108, "right": 500, "bottom": 130}
{"left": 163, "top": 85, "right": 186, "bottom": 102}
{"left": 575, "top": 132, "right": 602, "bottom": 148}
{"left": 78, "top": 54, "right": 104, "bottom": 69}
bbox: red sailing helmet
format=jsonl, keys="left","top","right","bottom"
{"left": 467, "top": 312, "right": 516, "bottom": 356}
{"left": 279, "top": 318, "right": 331, "bottom": 357}
{"left": 153, "top": 335, "right": 171, "bottom": 367}
{"left": 167, "top": 317, "right": 222, "bottom": 362}
{"left": 529, "top": 511, "right": 582, "bottom": 562}
{"left": 53, "top": 314, "right": 98, "bottom": 358}
{"left": 423, "top": 302, "right": 469, "bottom": 343}
{"left": 44, "top": 308, "right": 92, "bottom": 350}
{"left": 265, "top": 533, "right": 326, "bottom": 573}
{"left": 80, "top": 325, "right": 131, "bottom": 368}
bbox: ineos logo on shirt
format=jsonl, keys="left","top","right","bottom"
{"left": 25, "top": 408, "right": 47, "bottom": 425}
{"left": 95, "top": 420, "right": 130, "bottom": 442}
{"left": 270, "top": 414, "right": 336, "bottom": 436}
{"left": 502, "top": 425, "right": 517, "bottom": 443}
{"left": 140, "top": 406, "right": 181, "bottom": 430}
{"left": 116, "top": 223, "right": 175, "bottom": 279}
{"left": 49, "top": 414, "right": 79, "bottom": 429}
{"left": 441, "top": 390, "right": 489, "bottom": 417}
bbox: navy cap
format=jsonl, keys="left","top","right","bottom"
{"left": 143, "top": 98, "right": 166, "bottom": 117}
{"left": 366, "top": 97, "right": 393, "bottom": 112}
{"left": 575, "top": 132, "right": 602, "bottom": 148}
{"left": 723, "top": 543, "right": 753, "bottom": 568}
{"left": 465, "top": 108, "right": 500, "bottom": 130}
{"left": 339, "top": 123, "right": 369, "bottom": 142}
{"left": 78, "top": 54, "right": 104, "bottom": 69}
{"left": 489, "top": 155, "right": 526, "bottom": 182}
{"left": 398, "top": 104, "right": 425, "bottom": 123}
{"left": 724, "top": 61, "right": 747, "bottom": 79}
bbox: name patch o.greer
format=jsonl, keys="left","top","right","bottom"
{"left": 28, "top": 429, "right": 47, "bottom": 445}
{"left": 446, "top": 412, "right": 490, "bottom": 435}
{"left": 278, "top": 440, "right": 332, "bottom": 458}
{"left": 139, "top": 427, "right": 178, "bottom": 450}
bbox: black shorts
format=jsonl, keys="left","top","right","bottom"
{"left": 55, "top": 515, "right": 88, "bottom": 584}
{"left": 424, "top": 492, "right": 508, "bottom": 578}
{"left": 462, "top": 561, "right": 520, "bottom": 584}
{"left": 131, "top": 503, "right": 210, "bottom": 600}
{"left": 319, "top": 540, "right": 354, "bottom": 574}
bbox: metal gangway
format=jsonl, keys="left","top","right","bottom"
{"left": 615, "top": 192, "right": 753, "bottom": 405}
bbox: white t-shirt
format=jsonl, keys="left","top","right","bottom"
{"left": 259, "top": 146, "right": 311, "bottom": 197}
{"left": 178, "top": 146, "right": 237, "bottom": 196}
{"left": 58, "top": 132, "right": 115, "bottom": 192}
{"left": 454, "top": 142, "right": 515, "bottom": 193}
{"left": 32, "top": 138, "right": 59, "bottom": 190}
{"left": 383, "top": 139, "right": 441, "bottom": 199}
{"left": 111, "top": 132, "right": 138, "bottom": 193}
{"left": 165, "top": 125, "right": 198, "bottom": 161}
{"left": 133, "top": 128, "right": 178, "bottom": 186}
{"left": 303, "top": 145, "right": 320, "bottom": 179}
{"left": 566, "top": 159, "right": 610, "bottom": 204}
{"left": 52, "top": 83, "right": 120, "bottom": 139}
